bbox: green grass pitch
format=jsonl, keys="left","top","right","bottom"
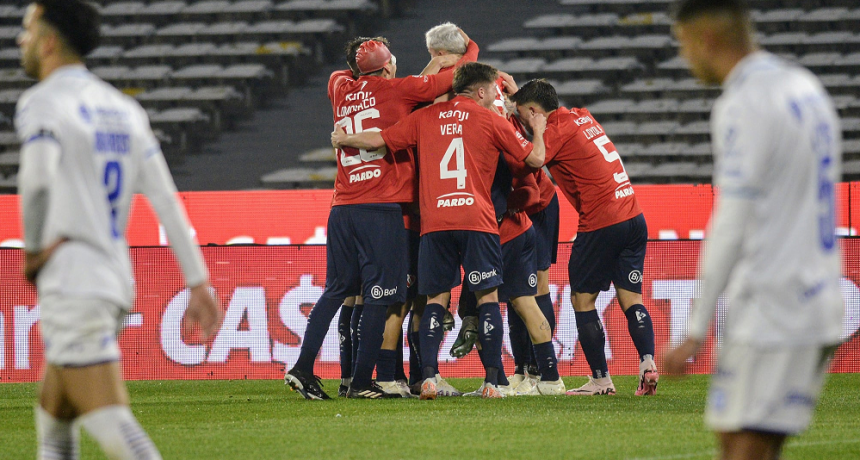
{"left": 2, "top": 374, "right": 859, "bottom": 459}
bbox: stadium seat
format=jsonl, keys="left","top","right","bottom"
{"left": 0, "top": 26, "right": 21, "bottom": 41}
{"left": 155, "top": 22, "right": 208, "bottom": 43}
{"left": 586, "top": 98, "right": 636, "bottom": 116}
{"left": 299, "top": 147, "right": 337, "bottom": 163}
{"left": 182, "top": 1, "right": 232, "bottom": 16}
{"left": 99, "top": 1, "right": 147, "bottom": 17}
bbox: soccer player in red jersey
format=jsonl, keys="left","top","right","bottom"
{"left": 333, "top": 62, "right": 547, "bottom": 398}
{"left": 285, "top": 39, "right": 470, "bottom": 400}
{"left": 510, "top": 79, "right": 659, "bottom": 396}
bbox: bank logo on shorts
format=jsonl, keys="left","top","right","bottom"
{"left": 528, "top": 273, "right": 537, "bottom": 288}
{"left": 468, "top": 269, "right": 498, "bottom": 285}
{"left": 628, "top": 270, "right": 642, "bottom": 284}
{"left": 370, "top": 285, "right": 398, "bottom": 299}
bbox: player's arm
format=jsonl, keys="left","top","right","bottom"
{"left": 523, "top": 112, "right": 546, "bottom": 168}
{"left": 135, "top": 113, "right": 221, "bottom": 338}
{"left": 332, "top": 128, "right": 385, "bottom": 151}
{"left": 334, "top": 109, "right": 421, "bottom": 153}
{"left": 665, "top": 101, "right": 769, "bottom": 374}
{"left": 419, "top": 54, "right": 460, "bottom": 76}
{"left": 15, "top": 96, "right": 67, "bottom": 283}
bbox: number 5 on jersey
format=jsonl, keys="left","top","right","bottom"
{"left": 594, "top": 135, "right": 629, "bottom": 184}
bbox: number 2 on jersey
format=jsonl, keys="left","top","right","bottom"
{"left": 103, "top": 160, "right": 122, "bottom": 238}
{"left": 336, "top": 108, "right": 384, "bottom": 166}
{"left": 594, "top": 135, "right": 630, "bottom": 184}
{"left": 440, "top": 137, "right": 466, "bottom": 189}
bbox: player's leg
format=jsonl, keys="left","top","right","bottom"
{"left": 287, "top": 206, "right": 358, "bottom": 400}
{"left": 347, "top": 204, "right": 408, "bottom": 399}
{"left": 611, "top": 214, "right": 657, "bottom": 395}
{"left": 349, "top": 296, "right": 363, "bottom": 379}
{"left": 706, "top": 343, "right": 834, "bottom": 460}
{"left": 450, "top": 275, "right": 479, "bottom": 358}
{"left": 462, "top": 230, "right": 505, "bottom": 399}
{"left": 338, "top": 295, "right": 358, "bottom": 397}
{"left": 529, "top": 193, "right": 560, "bottom": 347}
{"left": 416, "top": 231, "right": 461, "bottom": 400}
{"left": 376, "top": 301, "right": 411, "bottom": 397}
{"left": 39, "top": 296, "right": 161, "bottom": 459}
{"left": 718, "top": 431, "right": 786, "bottom": 460}
{"left": 406, "top": 296, "right": 426, "bottom": 390}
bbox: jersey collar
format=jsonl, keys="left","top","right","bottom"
{"left": 723, "top": 50, "right": 776, "bottom": 90}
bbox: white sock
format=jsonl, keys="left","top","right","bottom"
{"left": 36, "top": 406, "right": 79, "bottom": 460}
{"left": 78, "top": 406, "right": 162, "bottom": 460}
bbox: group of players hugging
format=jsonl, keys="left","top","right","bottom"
{"left": 284, "top": 22, "right": 659, "bottom": 399}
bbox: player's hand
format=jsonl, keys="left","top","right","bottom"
{"left": 184, "top": 282, "right": 222, "bottom": 340}
{"left": 663, "top": 338, "right": 702, "bottom": 376}
{"left": 331, "top": 126, "right": 348, "bottom": 148}
{"left": 434, "top": 54, "right": 460, "bottom": 69}
{"left": 458, "top": 28, "right": 470, "bottom": 46}
{"left": 529, "top": 112, "right": 547, "bottom": 135}
{"left": 498, "top": 71, "right": 518, "bottom": 94}
{"left": 23, "top": 237, "right": 68, "bottom": 284}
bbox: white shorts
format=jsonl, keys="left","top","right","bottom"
{"left": 39, "top": 295, "right": 126, "bottom": 367}
{"left": 705, "top": 342, "right": 835, "bottom": 435}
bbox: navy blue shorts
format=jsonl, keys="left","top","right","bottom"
{"left": 568, "top": 213, "right": 647, "bottom": 295}
{"left": 323, "top": 203, "right": 407, "bottom": 305}
{"left": 528, "top": 193, "right": 560, "bottom": 271}
{"left": 418, "top": 230, "right": 502, "bottom": 296}
{"left": 499, "top": 227, "right": 537, "bottom": 301}
{"left": 406, "top": 229, "right": 420, "bottom": 301}
{"left": 457, "top": 227, "right": 537, "bottom": 317}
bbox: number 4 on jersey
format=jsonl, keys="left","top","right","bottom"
{"left": 440, "top": 137, "right": 466, "bottom": 189}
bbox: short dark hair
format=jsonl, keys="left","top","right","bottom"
{"left": 509, "top": 79, "right": 559, "bottom": 112}
{"left": 345, "top": 36, "right": 390, "bottom": 77}
{"left": 35, "top": 0, "right": 100, "bottom": 57}
{"left": 452, "top": 62, "right": 497, "bottom": 94}
{"left": 672, "top": 0, "right": 750, "bottom": 23}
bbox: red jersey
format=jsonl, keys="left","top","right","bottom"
{"left": 543, "top": 107, "right": 641, "bottom": 232}
{"left": 527, "top": 168, "right": 557, "bottom": 215}
{"left": 381, "top": 95, "right": 534, "bottom": 236}
{"left": 501, "top": 174, "right": 538, "bottom": 244}
{"left": 328, "top": 70, "right": 454, "bottom": 206}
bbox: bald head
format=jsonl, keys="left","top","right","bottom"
{"left": 672, "top": 0, "right": 757, "bottom": 85}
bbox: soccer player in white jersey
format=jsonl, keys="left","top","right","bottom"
{"left": 665, "top": 1, "right": 844, "bottom": 459}
{"left": 16, "top": 1, "right": 221, "bottom": 458}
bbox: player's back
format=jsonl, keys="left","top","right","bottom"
{"left": 329, "top": 72, "right": 449, "bottom": 206}
{"left": 402, "top": 96, "right": 529, "bottom": 235}
{"left": 16, "top": 66, "right": 155, "bottom": 306}
{"left": 712, "top": 51, "right": 843, "bottom": 344}
{"left": 544, "top": 107, "right": 641, "bottom": 232}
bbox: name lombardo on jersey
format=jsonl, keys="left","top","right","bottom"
{"left": 338, "top": 92, "right": 376, "bottom": 118}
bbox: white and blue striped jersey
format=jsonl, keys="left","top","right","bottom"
{"left": 16, "top": 65, "right": 207, "bottom": 308}
{"left": 691, "top": 51, "right": 844, "bottom": 346}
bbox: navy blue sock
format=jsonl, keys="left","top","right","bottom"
{"left": 476, "top": 345, "right": 508, "bottom": 386}
{"left": 419, "top": 303, "right": 446, "bottom": 380}
{"left": 294, "top": 295, "right": 342, "bottom": 373}
{"left": 624, "top": 304, "right": 656, "bottom": 360}
{"left": 533, "top": 341, "right": 560, "bottom": 381}
{"left": 351, "top": 305, "right": 387, "bottom": 389}
{"left": 350, "top": 304, "right": 363, "bottom": 377}
{"left": 337, "top": 305, "right": 354, "bottom": 380}
{"left": 376, "top": 349, "right": 397, "bottom": 383}
{"left": 394, "top": 333, "right": 407, "bottom": 382}
{"left": 407, "top": 312, "right": 421, "bottom": 384}
{"left": 535, "top": 293, "right": 556, "bottom": 334}
{"left": 478, "top": 302, "right": 503, "bottom": 385}
{"left": 575, "top": 310, "right": 609, "bottom": 379}
{"left": 507, "top": 306, "right": 530, "bottom": 370}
